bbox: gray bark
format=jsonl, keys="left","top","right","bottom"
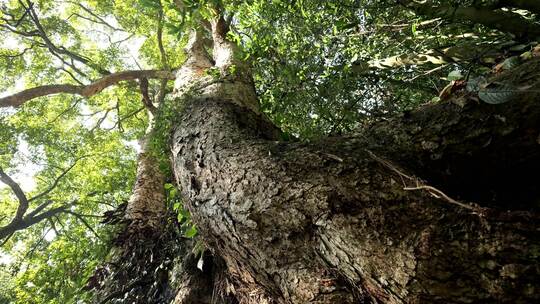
{"left": 0, "top": 70, "right": 175, "bottom": 108}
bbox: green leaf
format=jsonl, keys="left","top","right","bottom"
{"left": 478, "top": 85, "right": 516, "bottom": 104}
{"left": 501, "top": 56, "right": 521, "bottom": 70}
{"left": 447, "top": 70, "right": 463, "bottom": 81}
{"left": 184, "top": 225, "right": 197, "bottom": 238}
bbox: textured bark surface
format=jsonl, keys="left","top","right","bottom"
{"left": 401, "top": 0, "right": 540, "bottom": 38}
{"left": 171, "top": 92, "right": 540, "bottom": 303}
{"left": 91, "top": 141, "right": 173, "bottom": 303}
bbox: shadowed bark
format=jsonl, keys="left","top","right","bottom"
{"left": 364, "top": 60, "right": 540, "bottom": 209}
{"left": 4, "top": 4, "right": 538, "bottom": 302}
{"left": 492, "top": 0, "right": 540, "bottom": 14}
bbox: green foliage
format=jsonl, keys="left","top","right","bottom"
{"left": 166, "top": 183, "right": 197, "bottom": 239}
{"left": 0, "top": 92, "right": 137, "bottom": 302}
{"left": 478, "top": 84, "right": 517, "bottom": 104}
{"left": 148, "top": 94, "right": 183, "bottom": 175}
{"left": 0, "top": 49, "right": 26, "bottom": 88}
{"left": 0, "top": 1, "right": 147, "bottom": 299}
{"left": 447, "top": 70, "right": 464, "bottom": 81}
{"left": 227, "top": 0, "right": 537, "bottom": 138}
{"left": 5, "top": 227, "right": 113, "bottom": 304}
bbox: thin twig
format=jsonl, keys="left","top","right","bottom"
{"left": 403, "top": 185, "right": 477, "bottom": 211}
{"left": 65, "top": 211, "right": 102, "bottom": 240}
{"left": 366, "top": 150, "right": 482, "bottom": 213}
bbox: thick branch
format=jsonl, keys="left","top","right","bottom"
{"left": 495, "top": 0, "right": 540, "bottom": 14}
{"left": 364, "top": 58, "right": 540, "bottom": 208}
{"left": 25, "top": 199, "right": 53, "bottom": 218}
{"left": 0, "top": 159, "right": 81, "bottom": 241}
{"left": 0, "top": 70, "right": 175, "bottom": 108}
{"left": 0, "top": 205, "right": 67, "bottom": 240}
{"left": 138, "top": 78, "right": 156, "bottom": 114}
{"left": 403, "top": 1, "right": 540, "bottom": 37}
{"left": 0, "top": 195, "right": 82, "bottom": 242}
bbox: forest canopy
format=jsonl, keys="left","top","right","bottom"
{"left": 1, "top": 0, "right": 539, "bottom": 303}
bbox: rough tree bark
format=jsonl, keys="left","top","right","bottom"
{"left": 166, "top": 13, "right": 540, "bottom": 304}
{"left": 172, "top": 94, "right": 540, "bottom": 304}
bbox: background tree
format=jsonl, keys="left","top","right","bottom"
{"left": 0, "top": 0, "right": 539, "bottom": 303}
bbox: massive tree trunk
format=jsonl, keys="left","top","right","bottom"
{"left": 165, "top": 14, "right": 540, "bottom": 304}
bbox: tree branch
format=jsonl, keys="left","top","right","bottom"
{"left": 64, "top": 210, "right": 102, "bottom": 240}
{"left": 0, "top": 167, "right": 29, "bottom": 221}
{"left": 22, "top": 0, "right": 111, "bottom": 75}
{"left": 0, "top": 198, "right": 79, "bottom": 242}
{"left": 156, "top": 1, "right": 170, "bottom": 105}
{"left": 401, "top": 0, "right": 540, "bottom": 38}
{"left": 0, "top": 205, "right": 67, "bottom": 241}
{"left": 0, "top": 70, "right": 176, "bottom": 108}
{"left": 102, "top": 106, "right": 145, "bottom": 131}
{"left": 157, "top": 1, "right": 169, "bottom": 70}
{"left": 70, "top": 2, "right": 126, "bottom": 32}
{"left": 139, "top": 78, "right": 157, "bottom": 113}
{"left": 25, "top": 200, "right": 53, "bottom": 218}
{"left": 0, "top": 158, "right": 80, "bottom": 241}
{"left": 494, "top": 0, "right": 540, "bottom": 15}
{"left": 28, "top": 161, "right": 79, "bottom": 203}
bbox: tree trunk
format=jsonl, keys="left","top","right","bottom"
{"left": 168, "top": 20, "right": 540, "bottom": 301}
